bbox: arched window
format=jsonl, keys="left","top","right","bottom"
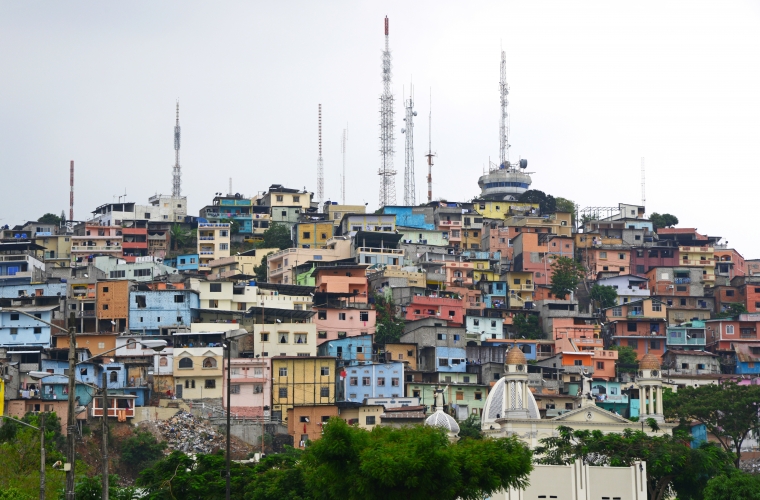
{"left": 726, "top": 325, "right": 735, "bottom": 335}
{"left": 109, "top": 371, "right": 118, "bottom": 383}
{"left": 159, "top": 357, "right": 168, "bottom": 367}
{"left": 178, "top": 357, "right": 193, "bottom": 369}
{"left": 203, "top": 357, "right": 217, "bottom": 368}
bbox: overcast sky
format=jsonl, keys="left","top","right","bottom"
{"left": 1, "top": 2, "right": 759, "bottom": 255}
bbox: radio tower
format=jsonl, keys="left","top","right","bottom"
{"left": 425, "top": 90, "right": 436, "bottom": 203}
{"left": 499, "top": 50, "right": 510, "bottom": 169}
{"left": 402, "top": 84, "right": 417, "bottom": 206}
{"left": 341, "top": 127, "right": 347, "bottom": 205}
{"left": 378, "top": 16, "right": 397, "bottom": 207}
{"left": 641, "top": 157, "right": 646, "bottom": 209}
{"left": 172, "top": 102, "right": 182, "bottom": 197}
{"left": 69, "top": 160, "right": 74, "bottom": 221}
{"left": 317, "top": 104, "right": 324, "bottom": 205}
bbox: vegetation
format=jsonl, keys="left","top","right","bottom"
{"left": 715, "top": 302, "right": 747, "bottom": 319}
{"left": 170, "top": 224, "right": 197, "bottom": 251}
{"left": 37, "top": 213, "right": 64, "bottom": 226}
{"left": 258, "top": 222, "right": 292, "bottom": 250}
{"left": 373, "top": 294, "right": 406, "bottom": 344}
{"left": 609, "top": 345, "right": 639, "bottom": 373}
{"left": 119, "top": 429, "right": 167, "bottom": 474}
{"left": 253, "top": 252, "right": 275, "bottom": 282}
{"left": 549, "top": 256, "right": 585, "bottom": 300}
{"left": 535, "top": 426, "right": 735, "bottom": 500}
{"left": 517, "top": 190, "right": 555, "bottom": 215}
{"left": 649, "top": 213, "right": 679, "bottom": 229}
{"left": 512, "top": 313, "right": 543, "bottom": 340}
{"left": 664, "top": 382, "right": 760, "bottom": 467}
{"left": 704, "top": 471, "right": 760, "bottom": 500}
{"left": 553, "top": 197, "right": 576, "bottom": 224}
{"left": 63, "top": 475, "right": 140, "bottom": 500}
{"left": 220, "top": 218, "right": 241, "bottom": 234}
{"left": 137, "top": 419, "right": 532, "bottom": 500}
{"left": 457, "top": 415, "right": 483, "bottom": 440}
{"left": 589, "top": 284, "right": 617, "bottom": 309}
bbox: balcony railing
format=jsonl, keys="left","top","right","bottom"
{"left": 71, "top": 245, "right": 121, "bottom": 252}
{"left": 91, "top": 407, "right": 135, "bottom": 418}
{"left": 357, "top": 247, "right": 404, "bottom": 255}
{"left": 667, "top": 337, "right": 706, "bottom": 345}
{"left": 199, "top": 236, "right": 215, "bottom": 240}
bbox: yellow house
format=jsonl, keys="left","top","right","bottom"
{"left": 471, "top": 259, "right": 499, "bottom": 282}
{"left": 679, "top": 245, "right": 716, "bottom": 284}
{"left": 271, "top": 356, "right": 337, "bottom": 421}
{"left": 173, "top": 346, "right": 224, "bottom": 399}
{"left": 473, "top": 201, "right": 539, "bottom": 220}
{"left": 294, "top": 222, "right": 334, "bottom": 249}
{"left": 324, "top": 203, "right": 367, "bottom": 226}
{"left": 39, "top": 234, "right": 72, "bottom": 269}
{"left": 506, "top": 212, "right": 572, "bottom": 237}
{"left": 207, "top": 248, "right": 279, "bottom": 280}
{"left": 198, "top": 222, "right": 231, "bottom": 272}
{"left": 505, "top": 271, "right": 535, "bottom": 307}
{"left": 338, "top": 404, "right": 384, "bottom": 430}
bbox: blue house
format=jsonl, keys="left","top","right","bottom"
{"left": 40, "top": 358, "right": 102, "bottom": 406}
{"left": 735, "top": 344, "right": 760, "bottom": 375}
{"left": 591, "top": 380, "right": 629, "bottom": 415}
{"left": 0, "top": 304, "right": 58, "bottom": 348}
{"left": 466, "top": 315, "right": 504, "bottom": 341}
{"left": 420, "top": 346, "right": 467, "bottom": 373}
{"left": 317, "top": 335, "right": 373, "bottom": 366}
{"left": 343, "top": 361, "right": 405, "bottom": 402}
{"left": 479, "top": 281, "right": 508, "bottom": 309}
{"left": 129, "top": 289, "right": 199, "bottom": 335}
{"left": 381, "top": 206, "right": 434, "bottom": 230}
{"left": 0, "top": 282, "right": 67, "bottom": 299}
{"left": 174, "top": 254, "right": 199, "bottom": 272}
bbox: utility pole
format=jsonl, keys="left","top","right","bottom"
{"left": 65, "top": 326, "right": 76, "bottom": 500}
{"left": 425, "top": 90, "right": 435, "bottom": 203}
{"left": 102, "top": 371, "right": 109, "bottom": 500}
{"left": 40, "top": 413, "right": 46, "bottom": 500}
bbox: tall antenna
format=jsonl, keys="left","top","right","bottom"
{"left": 341, "top": 127, "right": 348, "bottom": 205}
{"left": 641, "top": 157, "right": 646, "bottom": 208}
{"left": 172, "top": 102, "right": 182, "bottom": 197}
{"left": 499, "top": 50, "right": 510, "bottom": 169}
{"left": 402, "top": 82, "right": 417, "bottom": 205}
{"left": 229, "top": 178, "right": 232, "bottom": 197}
{"left": 425, "top": 90, "right": 436, "bottom": 203}
{"left": 317, "top": 104, "right": 324, "bottom": 205}
{"left": 378, "top": 16, "right": 397, "bottom": 207}
{"left": 69, "top": 160, "right": 74, "bottom": 221}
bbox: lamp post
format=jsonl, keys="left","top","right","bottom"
{"left": 1, "top": 414, "right": 46, "bottom": 500}
{"left": 222, "top": 328, "right": 250, "bottom": 500}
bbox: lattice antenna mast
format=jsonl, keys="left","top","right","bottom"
{"left": 402, "top": 83, "right": 417, "bottom": 205}
{"left": 378, "top": 16, "right": 397, "bottom": 207}
{"left": 499, "top": 50, "right": 510, "bottom": 169}
{"left": 641, "top": 157, "right": 646, "bottom": 209}
{"left": 425, "top": 90, "right": 436, "bottom": 203}
{"left": 172, "top": 102, "right": 182, "bottom": 197}
{"left": 69, "top": 160, "right": 74, "bottom": 221}
{"left": 341, "top": 127, "right": 347, "bottom": 205}
{"left": 317, "top": 104, "right": 324, "bottom": 205}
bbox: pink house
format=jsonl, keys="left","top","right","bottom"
{"left": 314, "top": 266, "right": 370, "bottom": 302}
{"left": 404, "top": 295, "right": 465, "bottom": 326}
{"left": 223, "top": 357, "right": 272, "bottom": 418}
{"left": 315, "top": 304, "right": 376, "bottom": 345}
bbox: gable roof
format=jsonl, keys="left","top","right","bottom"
{"left": 552, "top": 404, "right": 632, "bottom": 424}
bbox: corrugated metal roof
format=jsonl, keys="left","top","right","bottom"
{"left": 735, "top": 343, "right": 760, "bottom": 363}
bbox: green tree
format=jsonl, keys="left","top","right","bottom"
{"left": 259, "top": 222, "right": 293, "bottom": 250}
{"left": 246, "top": 447, "right": 308, "bottom": 500}
{"left": 715, "top": 302, "right": 747, "bottom": 319}
{"left": 609, "top": 345, "right": 639, "bottom": 373}
{"left": 303, "top": 418, "right": 532, "bottom": 500}
{"left": 517, "top": 190, "right": 555, "bottom": 214}
{"left": 554, "top": 197, "right": 577, "bottom": 224}
{"left": 64, "top": 475, "right": 140, "bottom": 500}
{"left": 119, "top": 429, "right": 167, "bottom": 473}
{"left": 37, "top": 213, "right": 63, "bottom": 226}
{"left": 512, "top": 314, "right": 543, "bottom": 340}
{"left": 650, "top": 213, "right": 679, "bottom": 230}
{"left": 665, "top": 382, "right": 760, "bottom": 467}
{"left": 589, "top": 284, "right": 618, "bottom": 309}
{"left": 170, "top": 224, "right": 197, "bottom": 251}
{"left": 373, "top": 294, "right": 406, "bottom": 344}
{"left": 220, "top": 218, "right": 241, "bottom": 235}
{"left": 549, "top": 256, "right": 585, "bottom": 300}
{"left": 704, "top": 471, "right": 760, "bottom": 500}
{"left": 457, "top": 415, "right": 483, "bottom": 440}
{"left": 254, "top": 252, "right": 275, "bottom": 283}
{"left": 535, "top": 426, "right": 734, "bottom": 500}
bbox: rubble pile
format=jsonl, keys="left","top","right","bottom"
{"left": 142, "top": 409, "right": 249, "bottom": 455}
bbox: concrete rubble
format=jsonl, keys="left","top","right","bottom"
{"left": 139, "top": 409, "right": 252, "bottom": 456}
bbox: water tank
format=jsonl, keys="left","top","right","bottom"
{"left": 249, "top": 280, "right": 257, "bottom": 287}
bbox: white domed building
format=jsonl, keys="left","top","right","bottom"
{"left": 424, "top": 387, "right": 460, "bottom": 442}
{"left": 482, "top": 347, "right": 673, "bottom": 448}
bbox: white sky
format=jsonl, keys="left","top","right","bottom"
{"left": 1, "top": 1, "right": 759, "bottom": 255}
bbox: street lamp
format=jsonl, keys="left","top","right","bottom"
{"left": 30, "top": 339, "right": 166, "bottom": 500}
{"left": 221, "top": 328, "right": 250, "bottom": 500}
{"left": 1, "top": 414, "right": 47, "bottom": 500}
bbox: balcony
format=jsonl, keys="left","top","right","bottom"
{"left": 512, "top": 284, "right": 534, "bottom": 291}
{"left": 71, "top": 245, "right": 121, "bottom": 253}
{"left": 199, "top": 251, "right": 215, "bottom": 255}
{"left": 92, "top": 407, "right": 135, "bottom": 419}
{"left": 199, "top": 236, "right": 215, "bottom": 240}
{"left": 680, "top": 246, "right": 714, "bottom": 253}
{"left": 681, "top": 259, "right": 716, "bottom": 267}
{"left": 357, "top": 247, "right": 404, "bottom": 255}
{"left": 439, "top": 221, "right": 462, "bottom": 227}
{"left": 667, "top": 336, "right": 706, "bottom": 346}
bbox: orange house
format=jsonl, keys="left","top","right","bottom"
{"left": 512, "top": 233, "right": 574, "bottom": 286}
{"left": 553, "top": 318, "right": 617, "bottom": 380}
{"left": 314, "top": 265, "right": 369, "bottom": 302}
{"left": 603, "top": 297, "right": 667, "bottom": 361}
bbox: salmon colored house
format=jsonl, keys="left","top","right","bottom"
{"left": 552, "top": 318, "right": 617, "bottom": 380}
{"left": 404, "top": 295, "right": 465, "bottom": 327}
{"left": 603, "top": 297, "right": 667, "bottom": 361}
{"left": 512, "top": 233, "right": 575, "bottom": 286}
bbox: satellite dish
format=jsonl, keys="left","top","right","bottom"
{"left": 401, "top": 128, "right": 406, "bottom": 134}
{"left": 413, "top": 111, "right": 418, "bottom": 116}
{"left": 519, "top": 159, "right": 528, "bottom": 169}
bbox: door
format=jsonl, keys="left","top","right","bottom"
{"left": 175, "top": 384, "right": 183, "bottom": 398}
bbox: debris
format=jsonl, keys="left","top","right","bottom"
{"left": 139, "top": 409, "right": 252, "bottom": 456}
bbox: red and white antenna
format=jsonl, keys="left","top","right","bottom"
{"left": 69, "top": 160, "right": 74, "bottom": 221}
{"left": 317, "top": 104, "right": 324, "bottom": 204}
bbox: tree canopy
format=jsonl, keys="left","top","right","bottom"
{"left": 512, "top": 313, "right": 543, "bottom": 340}
{"left": 650, "top": 213, "right": 679, "bottom": 230}
{"left": 549, "top": 257, "right": 585, "bottom": 300}
{"left": 373, "top": 294, "right": 406, "bottom": 344}
{"left": 253, "top": 252, "right": 275, "bottom": 283}
{"left": 589, "top": 284, "right": 617, "bottom": 309}
{"left": 535, "top": 426, "right": 735, "bottom": 500}
{"left": 517, "top": 190, "right": 555, "bottom": 214}
{"left": 664, "top": 382, "right": 760, "bottom": 466}
{"left": 715, "top": 302, "right": 747, "bottom": 319}
{"left": 37, "top": 213, "right": 64, "bottom": 226}
{"left": 704, "top": 471, "right": 760, "bottom": 500}
{"left": 259, "top": 222, "right": 293, "bottom": 250}
{"left": 609, "top": 345, "right": 639, "bottom": 373}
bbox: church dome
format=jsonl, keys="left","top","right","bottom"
{"left": 640, "top": 354, "right": 661, "bottom": 370}
{"left": 425, "top": 409, "right": 460, "bottom": 435}
{"left": 506, "top": 346, "right": 527, "bottom": 365}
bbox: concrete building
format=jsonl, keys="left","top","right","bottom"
{"left": 128, "top": 286, "right": 199, "bottom": 336}
{"left": 172, "top": 331, "right": 224, "bottom": 400}
{"left": 287, "top": 404, "right": 340, "bottom": 448}
{"left": 92, "top": 255, "right": 178, "bottom": 282}
{"left": 325, "top": 202, "right": 368, "bottom": 226}
{"left": 70, "top": 223, "right": 123, "bottom": 264}
{"left": 595, "top": 274, "right": 650, "bottom": 305}
{"left": 293, "top": 221, "right": 334, "bottom": 249}
{"left": 338, "top": 214, "right": 396, "bottom": 235}
{"left": 199, "top": 194, "right": 255, "bottom": 235}
{"left": 603, "top": 297, "right": 668, "bottom": 360}
{"left": 512, "top": 233, "right": 574, "bottom": 286}
{"left": 266, "top": 238, "right": 351, "bottom": 284}
{"left": 271, "top": 356, "right": 336, "bottom": 422}
{"left": 343, "top": 362, "right": 405, "bottom": 401}
{"left": 0, "top": 242, "right": 46, "bottom": 283}
{"left": 206, "top": 248, "right": 278, "bottom": 280}
{"left": 197, "top": 222, "right": 231, "bottom": 273}
{"left": 223, "top": 357, "right": 271, "bottom": 418}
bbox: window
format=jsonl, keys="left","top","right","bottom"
{"left": 574, "top": 359, "right": 583, "bottom": 366}
{"left": 205, "top": 379, "right": 216, "bottom": 389}
{"left": 365, "top": 416, "right": 376, "bottom": 425}
{"left": 178, "top": 357, "right": 193, "bottom": 369}
{"left": 320, "top": 386, "right": 329, "bottom": 397}
{"left": 599, "top": 251, "right": 607, "bottom": 259}
{"left": 278, "top": 388, "right": 288, "bottom": 398}
{"left": 33, "top": 327, "right": 42, "bottom": 334}
{"left": 650, "top": 339, "right": 661, "bottom": 350}
{"left": 627, "top": 322, "right": 638, "bottom": 332}
{"left": 612, "top": 307, "right": 622, "bottom": 317}
{"left": 636, "top": 265, "right": 645, "bottom": 274}
{"left": 230, "top": 385, "right": 240, "bottom": 394}
{"left": 726, "top": 290, "right": 735, "bottom": 297}
{"left": 134, "top": 268, "right": 151, "bottom": 277}
{"left": 279, "top": 333, "right": 288, "bottom": 344}
{"left": 596, "top": 362, "right": 605, "bottom": 370}
{"left": 619, "top": 253, "right": 625, "bottom": 260}
{"left": 102, "top": 304, "right": 109, "bottom": 311}
{"left": 627, "top": 339, "right": 638, "bottom": 348}
{"left": 652, "top": 302, "right": 662, "bottom": 312}
{"left": 110, "top": 270, "right": 126, "bottom": 278}
{"left": 174, "top": 295, "right": 185, "bottom": 303}
{"left": 261, "top": 333, "right": 269, "bottom": 342}
{"left": 253, "top": 384, "right": 263, "bottom": 394}
{"left": 726, "top": 325, "right": 735, "bottom": 334}
{"left": 210, "top": 283, "right": 222, "bottom": 292}
{"left": 203, "top": 358, "right": 217, "bottom": 368}
{"left": 349, "top": 377, "right": 358, "bottom": 386}
{"left": 317, "top": 310, "right": 327, "bottom": 320}
{"left": 362, "top": 377, "right": 371, "bottom": 386}
{"left": 439, "top": 358, "right": 449, "bottom": 367}
{"left": 127, "top": 339, "right": 137, "bottom": 350}
{"left": 320, "top": 366, "right": 330, "bottom": 376}
{"left": 473, "top": 318, "right": 480, "bottom": 326}
{"left": 184, "top": 379, "right": 195, "bottom": 389}
{"left": 377, "top": 377, "right": 385, "bottom": 386}
{"left": 135, "top": 296, "right": 146, "bottom": 308}
{"left": 437, "top": 333, "right": 446, "bottom": 340}
{"left": 338, "top": 313, "right": 346, "bottom": 321}
{"left": 303, "top": 232, "right": 311, "bottom": 239}
{"left": 209, "top": 300, "right": 218, "bottom": 308}
{"left": 295, "top": 333, "right": 307, "bottom": 344}
{"left": 279, "top": 367, "right": 288, "bottom": 376}
{"left": 680, "top": 298, "right": 687, "bottom": 306}
{"left": 391, "top": 378, "right": 399, "bottom": 387}
{"left": 359, "top": 311, "right": 369, "bottom": 322}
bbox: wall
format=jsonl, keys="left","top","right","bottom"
{"left": 128, "top": 289, "right": 199, "bottom": 335}
{"left": 271, "top": 357, "right": 336, "bottom": 421}
{"left": 173, "top": 346, "right": 223, "bottom": 399}
{"left": 343, "top": 362, "right": 405, "bottom": 401}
